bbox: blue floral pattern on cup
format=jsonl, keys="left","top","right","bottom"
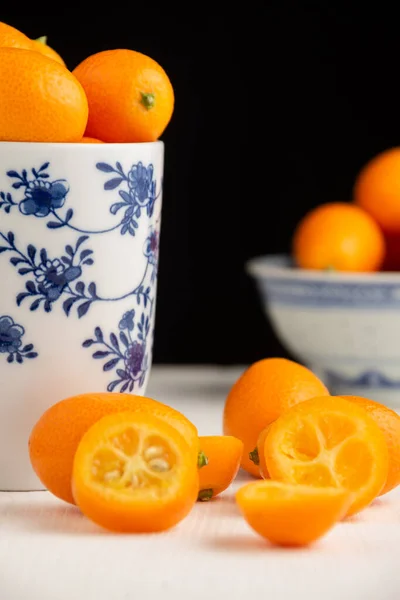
{"left": 83, "top": 310, "right": 151, "bottom": 392}
{"left": 21, "top": 178, "right": 69, "bottom": 218}
{"left": 0, "top": 315, "right": 38, "bottom": 363}
{"left": 143, "top": 227, "right": 159, "bottom": 282}
{"left": 0, "top": 232, "right": 94, "bottom": 314}
{"left": 0, "top": 158, "right": 161, "bottom": 391}
{"left": 96, "top": 160, "right": 159, "bottom": 236}
{"left": 0, "top": 228, "right": 157, "bottom": 319}
{"left": 0, "top": 161, "right": 160, "bottom": 236}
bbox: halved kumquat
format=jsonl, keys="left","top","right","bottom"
{"left": 264, "top": 396, "right": 389, "bottom": 516}
{"left": 236, "top": 481, "right": 351, "bottom": 547}
{"left": 72, "top": 411, "right": 199, "bottom": 533}
{"left": 29, "top": 392, "right": 199, "bottom": 505}
{"left": 197, "top": 435, "right": 243, "bottom": 501}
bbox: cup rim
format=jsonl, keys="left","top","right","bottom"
{"left": 0, "top": 140, "right": 164, "bottom": 148}
{"left": 246, "top": 254, "right": 400, "bottom": 283}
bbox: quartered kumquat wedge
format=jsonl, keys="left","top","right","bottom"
{"left": 264, "top": 396, "right": 389, "bottom": 516}
{"left": 197, "top": 435, "right": 243, "bottom": 501}
{"left": 249, "top": 425, "right": 272, "bottom": 479}
{"left": 72, "top": 411, "right": 199, "bottom": 533}
{"left": 236, "top": 480, "right": 352, "bottom": 547}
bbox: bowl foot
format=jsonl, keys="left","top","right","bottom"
{"left": 316, "top": 367, "right": 400, "bottom": 412}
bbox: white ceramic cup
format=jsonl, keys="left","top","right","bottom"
{"left": 0, "top": 141, "right": 164, "bottom": 490}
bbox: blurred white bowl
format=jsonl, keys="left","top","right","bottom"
{"left": 246, "top": 254, "right": 400, "bottom": 408}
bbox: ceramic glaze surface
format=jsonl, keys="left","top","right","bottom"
{"left": 0, "top": 141, "right": 164, "bottom": 490}
{"left": 247, "top": 255, "right": 400, "bottom": 408}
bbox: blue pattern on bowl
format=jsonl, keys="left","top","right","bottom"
{"left": 247, "top": 255, "right": 400, "bottom": 407}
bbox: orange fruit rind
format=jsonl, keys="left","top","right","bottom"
{"left": 249, "top": 424, "right": 272, "bottom": 479}
{"left": 342, "top": 395, "right": 400, "bottom": 495}
{"left": 73, "top": 49, "right": 174, "bottom": 143}
{"left": 33, "top": 36, "right": 66, "bottom": 67}
{"left": 292, "top": 202, "right": 385, "bottom": 272}
{"left": 197, "top": 435, "right": 243, "bottom": 501}
{"left": 354, "top": 147, "right": 400, "bottom": 232}
{"left": 236, "top": 480, "right": 352, "bottom": 547}
{"left": 0, "top": 21, "right": 33, "bottom": 50}
{"left": 80, "top": 136, "right": 104, "bottom": 143}
{"left": 0, "top": 47, "right": 88, "bottom": 143}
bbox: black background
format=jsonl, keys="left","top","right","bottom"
{"left": 3, "top": 5, "right": 399, "bottom": 365}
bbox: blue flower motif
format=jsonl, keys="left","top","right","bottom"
{"left": 96, "top": 160, "right": 160, "bottom": 235}
{"left": 144, "top": 229, "right": 159, "bottom": 282}
{"left": 84, "top": 311, "right": 151, "bottom": 392}
{"left": 33, "top": 258, "right": 82, "bottom": 304}
{"left": 128, "top": 162, "right": 155, "bottom": 204}
{"left": 0, "top": 232, "right": 93, "bottom": 315}
{"left": 34, "top": 259, "right": 64, "bottom": 287}
{"left": 119, "top": 310, "right": 135, "bottom": 331}
{"left": 0, "top": 315, "right": 38, "bottom": 363}
{"left": 2, "top": 160, "right": 160, "bottom": 236}
{"left": 144, "top": 229, "right": 159, "bottom": 267}
{"left": 0, "top": 315, "right": 24, "bottom": 354}
{"left": 125, "top": 340, "right": 145, "bottom": 377}
{"left": 19, "top": 179, "right": 69, "bottom": 218}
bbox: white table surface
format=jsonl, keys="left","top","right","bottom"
{"left": 1, "top": 365, "right": 400, "bottom": 600}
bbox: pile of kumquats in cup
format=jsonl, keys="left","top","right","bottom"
{"left": 0, "top": 21, "right": 174, "bottom": 143}
{"left": 29, "top": 356, "right": 400, "bottom": 548}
